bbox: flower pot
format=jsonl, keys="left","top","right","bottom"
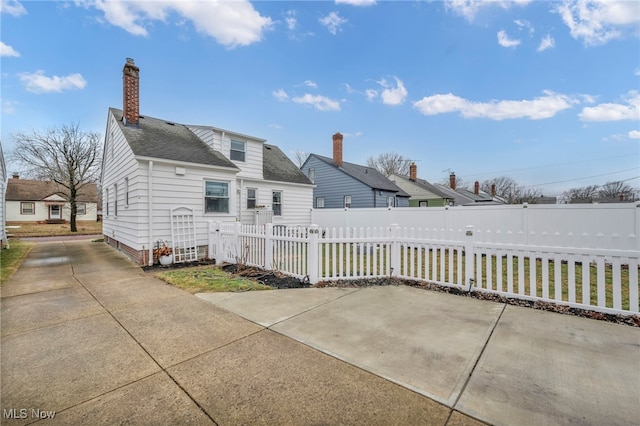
{"left": 159, "top": 254, "right": 173, "bottom": 265}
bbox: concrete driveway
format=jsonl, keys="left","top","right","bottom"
{"left": 1, "top": 239, "right": 639, "bottom": 425}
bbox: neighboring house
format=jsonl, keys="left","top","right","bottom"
{"left": 300, "top": 133, "right": 410, "bottom": 209}
{"left": 5, "top": 175, "right": 99, "bottom": 222}
{"left": 0, "top": 142, "right": 6, "bottom": 248}
{"left": 101, "top": 58, "right": 313, "bottom": 265}
{"left": 389, "top": 163, "right": 453, "bottom": 207}
{"left": 433, "top": 173, "right": 506, "bottom": 206}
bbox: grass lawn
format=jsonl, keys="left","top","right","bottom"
{"left": 0, "top": 240, "right": 35, "bottom": 284}
{"left": 6, "top": 221, "right": 102, "bottom": 237}
{"left": 154, "top": 265, "right": 272, "bottom": 293}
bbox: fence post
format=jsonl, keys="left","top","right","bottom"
{"left": 265, "top": 223, "right": 273, "bottom": 270}
{"left": 465, "top": 225, "right": 475, "bottom": 291}
{"left": 390, "top": 223, "right": 401, "bottom": 277}
{"left": 232, "top": 222, "right": 241, "bottom": 264}
{"left": 208, "top": 221, "right": 221, "bottom": 263}
{"left": 307, "top": 224, "right": 320, "bottom": 284}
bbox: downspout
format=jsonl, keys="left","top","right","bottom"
{"left": 238, "top": 178, "right": 243, "bottom": 223}
{"left": 373, "top": 188, "right": 376, "bottom": 208}
{"left": 147, "top": 160, "right": 154, "bottom": 266}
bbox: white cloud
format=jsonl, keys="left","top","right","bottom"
{"left": 0, "top": 41, "right": 20, "bottom": 57}
{"left": 303, "top": 80, "right": 318, "bottom": 88}
{"left": 1, "top": 0, "right": 26, "bottom": 16}
{"left": 628, "top": 130, "right": 640, "bottom": 139}
{"left": 365, "top": 89, "right": 377, "bottom": 101}
{"left": 292, "top": 94, "right": 341, "bottom": 111}
{"left": 554, "top": 0, "right": 640, "bottom": 46}
{"left": 445, "top": 0, "right": 531, "bottom": 22}
{"left": 497, "top": 30, "right": 521, "bottom": 47}
{"left": 413, "top": 90, "right": 579, "bottom": 120}
{"left": 635, "top": 68, "right": 640, "bottom": 76}
{"left": 2, "top": 99, "right": 17, "bottom": 114}
{"left": 19, "top": 70, "right": 87, "bottom": 94}
{"left": 377, "top": 77, "right": 407, "bottom": 106}
{"left": 319, "top": 11, "right": 347, "bottom": 35}
{"left": 579, "top": 90, "right": 640, "bottom": 121}
{"left": 81, "top": 0, "right": 272, "bottom": 48}
{"left": 537, "top": 34, "right": 555, "bottom": 51}
{"left": 335, "top": 0, "right": 376, "bottom": 6}
{"left": 273, "top": 89, "right": 289, "bottom": 101}
{"left": 269, "top": 123, "right": 283, "bottom": 130}
{"left": 285, "top": 10, "right": 296, "bottom": 30}
{"left": 514, "top": 19, "right": 534, "bottom": 36}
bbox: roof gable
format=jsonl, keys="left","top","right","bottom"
{"left": 310, "top": 154, "right": 409, "bottom": 196}
{"left": 390, "top": 173, "right": 452, "bottom": 199}
{"left": 109, "top": 108, "right": 238, "bottom": 169}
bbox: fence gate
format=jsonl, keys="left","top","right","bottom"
{"left": 171, "top": 207, "right": 198, "bottom": 263}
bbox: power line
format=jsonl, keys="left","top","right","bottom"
{"left": 522, "top": 168, "right": 640, "bottom": 188}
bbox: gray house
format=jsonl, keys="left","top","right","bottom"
{"left": 301, "top": 133, "right": 410, "bottom": 209}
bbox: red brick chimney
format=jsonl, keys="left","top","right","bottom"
{"left": 12, "top": 173, "right": 19, "bottom": 179}
{"left": 123, "top": 58, "right": 140, "bottom": 126}
{"left": 474, "top": 181, "right": 479, "bottom": 195}
{"left": 491, "top": 184, "right": 496, "bottom": 197}
{"left": 409, "top": 162, "right": 417, "bottom": 181}
{"left": 449, "top": 172, "right": 456, "bottom": 190}
{"left": 333, "top": 132, "right": 343, "bottom": 167}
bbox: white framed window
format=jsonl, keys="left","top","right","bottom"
{"left": 272, "top": 191, "right": 282, "bottom": 216}
{"left": 105, "top": 188, "right": 110, "bottom": 216}
{"left": 230, "top": 140, "right": 245, "bottom": 162}
{"left": 124, "top": 177, "right": 129, "bottom": 207}
{"left": 316, "top": 197, "right": 325, "bottom": 208}
{"left": 77, "top": 203, "right": 87, "bottom": 215}
{"left": 21, "top": 202, "right": 35, "bottom": 215}
{"left": 247, "top": 188, "right": 257, "bottom": 209}
{"left": 114, "top": 183, "right": 118, "bottom": 216}
{"left": 309, "top": 167, "right": 315, "bottom": 182}
{"left": 419, "top": 201, "right": 428, "bottom": 207}
{"left": 344, "top": 195, "right": 352, "bottom": 208}
{"left": 387, "top": 196, "right": 395, "bottom": 208}
{"left": 205, "top": 181, "right": 229, "bottom": 213}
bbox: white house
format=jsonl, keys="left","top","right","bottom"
{"left": 5, "top": 176, "right": 99, "bottom": 223}
{"left": 0, "top": 142, "right": 7, "bottom": 248}
{"left": 101, "top": 58, "right": 313, "bottom": 265}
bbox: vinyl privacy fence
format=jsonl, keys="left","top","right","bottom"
{"left": 208, "top": 220, "right": 639, "bottom": 316}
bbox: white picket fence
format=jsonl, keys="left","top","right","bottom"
{"left": 208, "top": 221, "right": 640, "bottom": 316}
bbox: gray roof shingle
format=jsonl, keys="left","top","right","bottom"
{"left": 110, "top": 108, "right": 238, "bottom": 169}
{"left": 6, "top": 179, "right": 98, "bottom": 202}
{"left": 263, "top": 144, "right": 312, "bottom": 185}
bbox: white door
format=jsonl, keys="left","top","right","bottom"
{"left": 50, "top": 205, "right": 61, "bottom": 220}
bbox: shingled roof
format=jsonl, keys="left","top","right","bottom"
{"left": 6, "top": 178, "right": 98, "bottom": 202}
{"left": 110, "top": 108, "right": 238, "bottom": 169}
{"left": 311, "top": 154, "right": 409, "bottom": 196}
{"left": 263, "top": 144, "right": 312, "bottom": 185}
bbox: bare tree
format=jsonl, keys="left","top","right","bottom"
{"left": 598, "top": 181, "right": 636, "bottom": 201}
{"left": 480, "top": 176, "right": 543, "bottom": 203}
{"left": 366, "top": 152, "right": 411, "bottom": 176}
{"left": 561, "top": 185, "right": 600, "bottom": 204}
{"left": 10, "top": 123, "right": 101, "bottom": 232}
{"left": 292, "top": 150, "right": 309, "bottom": 168}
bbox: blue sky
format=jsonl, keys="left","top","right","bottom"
{"left": 1, "top": 0, "right": 639, "bottom": 198}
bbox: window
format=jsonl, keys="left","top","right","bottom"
{"left": 105, "top": 189, "right": 110, "bottom": 216}
{"left": 230, "top": 140, "right": 245, "bottom": 162}
{"left": 247, "top": 188, "right": 257, "bottom": 209}
{"left": 205, "top": 181, "right": 229, "bottom": 213}
{"left": 344, "top": 195, "right": 352, "bottom": 208}
{"left": 308, "top": 167, "right": 315, "bottom": 182}
{"left": 387, "top": 196, "right": 395, "bottom": 208}
{"left": 114, "top": 184, "right": 118, "bottom": 216}
{"left": 272, "top": 191, "right": 282, "bottom": 216}
{"left": 316, "top": 197, "right": 325, "bottom": 208}
{"left": 21, "top": 202, "right": 35, "bottom": 215}
{"left": 77, "top": 203, "right": 87, "bottom": 215}
{"left": 125, "top": 177, "right": 129, "bottom": 207}
{"left": 419, "top": 201, "right": 428, "bottom": 207}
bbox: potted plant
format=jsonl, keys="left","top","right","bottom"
{"left": 154, "top": 241, "right": 173, "bottom": 265}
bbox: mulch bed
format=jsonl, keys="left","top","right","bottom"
{"left": 143, "top": 261, "right": 640, "bottom": 328}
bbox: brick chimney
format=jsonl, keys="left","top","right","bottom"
{"left": 474, "top": 181, "right": 479, "bottom": 195}
{"left": 333, "top": 132, "right": 343, "bottom": 167}
{"left": 449, "top": 172, "right": 456, "bottom": 190}
{"left": 409, "top": 162, "right": 417, "bottom": 181}
{"left": 12, "top": 173, "right": 19, "bottom": 179}
{"left": 491, "top": 184, "right": 496, "bottom": 197}
{"left": 122, "top": 58, "right": 140, "bottom": 126}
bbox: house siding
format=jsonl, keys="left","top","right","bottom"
{"left": 238, "top": 180, "right": 312, "bottom": 226}
{"left": 0, "top": 145, "right": 5, "bottom": 246}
